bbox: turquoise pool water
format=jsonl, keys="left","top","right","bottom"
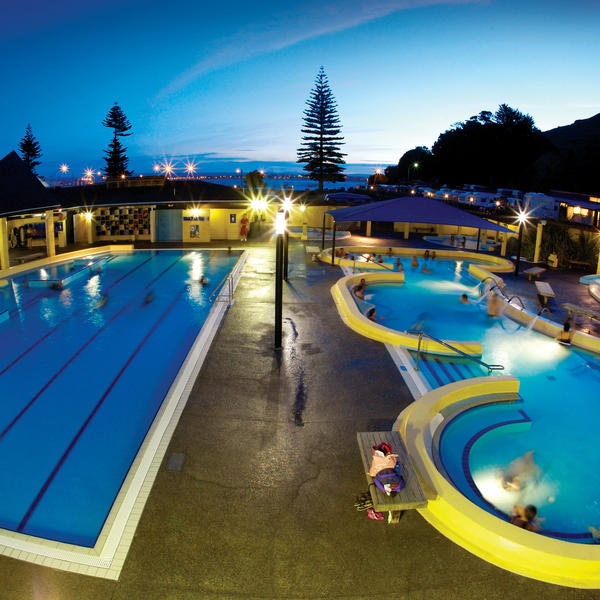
{"left": 355, "top": 261, "right": 600, "bottom": 541}
{"left": 0, "top": 250, "right": 240, "bottom": 546}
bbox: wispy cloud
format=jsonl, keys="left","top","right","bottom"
{"left": 156, "top": 0, "right": 480, "bottom": 100}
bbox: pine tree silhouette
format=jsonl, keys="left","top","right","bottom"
{"left": 19, "top": 124, "right": 42, "bottom": 175}
{"left": 297, "top": 67, "right": 346, "bottom": 191}
{"left": 102, "top": 102, "right": 133, "bottom": 178}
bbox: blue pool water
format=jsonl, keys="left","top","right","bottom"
{"left": 355, "top": 261, "right": 600, "bottom": 540}
{"left": 0, "top": 250, "right": 240, "bottom": 546}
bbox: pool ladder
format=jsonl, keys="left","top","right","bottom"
{"left": 408, "top": 329, "right": 504, "bottom": 375}
{"left": 208, "top": 273, "right": 234, "bottom": 308}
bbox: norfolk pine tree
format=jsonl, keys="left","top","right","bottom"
{"left": 102, "top": 103, "right": 133, "bottom": 178}
{"left": 19, "top": 124, "right": 42, "bottom": 175}
{"left": 297, "top": 67, "right": 346, "bottom": 191}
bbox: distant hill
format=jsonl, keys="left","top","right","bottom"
{"left": 544, "top": 113, "right": 600, "bottom": 150}
{"left": 534, "top": 113, "right": 600, "bottom": 195}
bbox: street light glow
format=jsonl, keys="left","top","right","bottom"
{"left": 281, "top": 196, "right": 293, "bottom": 213}
{"left": 153, "top": 164, "right": 161, "bottom": 172}
{"left": 185, "top": 160, "right": 197, "bottom": 175}
{"left": 275, "top": 211, "right": 286, "bottom": 235}
{"left": 60, "top": 163, "right": 69, "bottom": 173}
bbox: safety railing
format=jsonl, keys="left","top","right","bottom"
{"left": 208, "top": 272, "right": 234, "bottom": 307}
{"left": 407, "top": 329, "right": 504, "bottom": 374}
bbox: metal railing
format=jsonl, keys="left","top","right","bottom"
{"left": 407, "top": 329, "right": 504, "bottom": 374}
{"left": 208, "top": 272, "right": 234, "bottom": 306}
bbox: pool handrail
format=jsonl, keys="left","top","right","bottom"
{"left": 208, "top": 272, "right": 234, "bottom": 305}
{"left": 408, "top": 329, "right": 504, "bottom": 374}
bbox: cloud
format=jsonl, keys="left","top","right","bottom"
{"left": 155, "top": 0, "right": 480, "bottom": 100}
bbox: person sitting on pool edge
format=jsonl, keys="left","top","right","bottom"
{"left": 386, "top": 247, "right": 393, "bottom": 257}
{"left": 352, "top": 278, "right": 367, "bottom": 299}
{"left": 460, "top": 294, "right": 469, "bottom": 304}
{"left": 555, "top": 320, "right": 573, "bottom": 345}
{"left": 510, "top": 504, "right": 540, "bottom": 531}
{"left": 366, "top": 307, "right": 376, "bottom": 321}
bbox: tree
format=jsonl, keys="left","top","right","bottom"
{"left": 102, "top": 102, "right": 133, "bottom": 178}
{"left": 297, "top": 66, "right": 346, "bottom": 191}
{"left": 431, "top": 104, "right": 550, "bottom": 188}
{"left": 19, "top": 124, "right": 42, "bottom": 175}
{"left": 385, "top": 146, "right": 434, "bottom": 184}
{"left": 245, "top": 170, "right": 265, "bottom": 192}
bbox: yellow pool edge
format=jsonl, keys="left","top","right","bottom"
{"left": 330, "top": 271, "right": 483, "bottom": 356}
{"left": 394, "top": 376, "right": 600, "bottom": 589}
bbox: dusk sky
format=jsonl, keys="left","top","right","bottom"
{"left": 2, "top": 0, "right": 599, "bottom": 178}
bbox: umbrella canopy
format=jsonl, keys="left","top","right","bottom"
{"left": 326, "top": 196, "right": 513, "bottom": 233}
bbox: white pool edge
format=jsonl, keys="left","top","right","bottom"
{"left": 0, "top": 249, "right": 248, "bottom": 579}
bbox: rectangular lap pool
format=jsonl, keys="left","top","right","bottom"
{"left": 0, "top": 249, "right": 240, "bottom": 548}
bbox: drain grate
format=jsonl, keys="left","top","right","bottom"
{"left": 165, "top": 453, "right": 186, "bottom": 472}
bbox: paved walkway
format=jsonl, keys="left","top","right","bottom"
{"left": 1, "top": 238, "right": 600, "bottom": 599}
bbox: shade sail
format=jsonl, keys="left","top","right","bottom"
{"left": 326, "top": 196, "right": 513, "bottom": 233}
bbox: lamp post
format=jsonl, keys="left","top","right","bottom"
{"left": 407, "top": 162, "right": 419, "bottom": 182}
{"left": 514, "top": 210, "right": 528, "bottom": 277}
{"left": 236, "top": 168, "right": 244, "bottom": 188}
{"left": 274, "top": 211, "right": 285, "bottom": 349}
{"left": 281, "top": 196, "right": 293, "bottom": 280}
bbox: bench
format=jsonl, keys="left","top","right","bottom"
{"left": 561, "top": 303, "right": 600, "bottom": 322}
{"left": 356, "top": 431, "right": 427, "bottom": 524}
{"left": 567, "top": 259, "right": 591, "bottom": 270}
{"left": 535, "top": 281, "right": 555, "bottom": 305}
{"left": 523, "top": 267, "right": 546, "bottom": 282}
{"left": 16, "top": 252, "right": 45, "bottom": 264}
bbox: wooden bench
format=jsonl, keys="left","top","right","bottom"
{"left": 561, "top": 303, "right": 600, "bottom": 322}
{"left": 16, "top": 252, "right": 45, "bottom": 264}
{"left": 357, "top": 431, "right": 427, "bottom": 524}
{"left": 523, "top": 267, "right": 546, "bottom": 282}
{"left": 567, "top": 259, "right": 591, "bottom": 270}
{"left": 535, "top": 281, "right": 555, "bottom": 305}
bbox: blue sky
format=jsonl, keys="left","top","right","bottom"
{"left": 1, "top": 0, "right": 599, "bottom": 178}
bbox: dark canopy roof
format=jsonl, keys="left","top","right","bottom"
{"left": 0, "top": 151, "right": 58, "bottom": 217}
{"left": 326, "top": 196, "right": 513, "bottom": 233}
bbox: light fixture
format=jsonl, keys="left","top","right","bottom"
{"left": 299, "top": 204, "right": 306, "bottom": 212}
{"left": 281, "top": 197, "right": 293, "bottom": 213}
{"left": 84, "top": 211, "right": 93, "bottom": 222}
{"left": 275, "top": 211, "right": 286, "bottom": 235}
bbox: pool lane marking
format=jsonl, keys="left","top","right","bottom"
{"left": 421, "top": 356, "right": 445, "bottom": 388}
{"left": 17, "top": 284, "right": 188, "bottom": 532}
{"left": 0, "top": 254, "right": 157, "bottom": 379}
{"left": 434, "top": 358, "right": 457, "bottom": 384}
{"left": 0, "top": 254, "right": 183, "bottom": 443}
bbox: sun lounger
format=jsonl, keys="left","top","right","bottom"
{"left": 523, "top": 267, "right": 546, "bottom": 282}
{"left": 535, "top": 281, "right": 555, "bottom": 305}
{"left": 561, "top": 303, "right": 600, "bottom": 321}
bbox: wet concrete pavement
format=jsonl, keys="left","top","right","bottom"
{"left": 1, "top": 236, "right": 600, "bottom": 599}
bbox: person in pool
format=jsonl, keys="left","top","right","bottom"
{"left": 386, "top": 247, "right": 393, "bottom": 257}
{"left": 460, "top": 294, "right": 469, "bottom": 304}
{"left": 431, "top": 250, "right": 437, "bottom": 260}
{"left": 555, "top": 320, "right": 573, "bottom": 345}
{"left": 395, "top": 258, "right": 403, "bottom": 271}
{"left": 411, "top": 256, "right": 419, "bottom": 268}
{"left": 510, "top": 504, "right": 540, "bottom": 531}
{"left": 502, "top": 451, "right": 540, "bottom": 491}
{"left": 366, "top": 307, "right": 376, "bottom": 321}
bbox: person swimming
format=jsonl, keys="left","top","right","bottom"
{"left": 411, "top": 256, "right": 419, "bottom": 268}
{"left": 366, "top": 307, "right": 376, "bottom": 321}
{"left": 460, "top": 294, "right": 469, "bottom": 304}
{"left": 502, "top": 451, "right": 540, "bottom": 491}
{"left": 510, "top": 504, "right": 540, "bottom": 531}
{"left": 395, "top": 258, "right": 403, "bottom": 271}
{"left": 422, "top": 264, "right": 432, "bottom": 274}
{"left": 199, "top": 275, "right": 210, "bottom": 286}
{"left": 92, "top": 294, "right": 108, "bottom": 311}
{"left": 143, "top": 291, "right": 155, "bottom": 305}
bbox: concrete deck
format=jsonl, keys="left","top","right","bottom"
{"left": 1, "top": 235, "right": 600, "bottom": 599}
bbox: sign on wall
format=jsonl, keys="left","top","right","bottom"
{"left": 230, "top": 214, "right": 237, "bottom": 224}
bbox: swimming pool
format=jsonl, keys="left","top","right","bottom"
{"left": 350, "top": 260, "right": 600, "bottom": 541}
{"left": 0, "top": 249, "right": 240, "bottom": 548}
